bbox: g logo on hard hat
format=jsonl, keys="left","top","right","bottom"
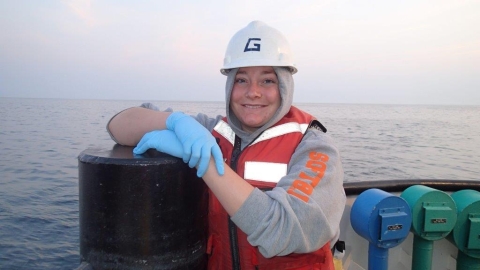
{"left": 220, "top": 21, "right": 297, "bottom": 75}
{"left": 244, "top": 38, "right": 261, "bottom": 52}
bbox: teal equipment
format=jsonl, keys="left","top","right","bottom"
{"left": 401, "top": 185, "right": 457, "bottom": 270}
{"left": 351, "top": 188, "right": 412, "bottom": 270}
{"left": 450, "top": 189, "right": 480, "bottom": 270}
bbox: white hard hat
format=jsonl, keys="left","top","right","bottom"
{"left": 221, "top": 21, "right": 297, "bottom": 75}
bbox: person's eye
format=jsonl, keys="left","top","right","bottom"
{"left": 235, "top": 78, "right": 247, "bottom": 84}
{"left": 263, "top": 79, "right": 277, "bottom": 84}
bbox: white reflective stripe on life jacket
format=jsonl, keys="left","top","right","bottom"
{"left": 213, "top": 120, "right": 309, "bottom": 147}
{"left": 251, "top": 122, "right": 309, "bottom": 146}
{"left": 213, "top": 120, "right": 235, "bottom": 146}
{"left": 244, "top": 161, "right": 287, "bottom": 183}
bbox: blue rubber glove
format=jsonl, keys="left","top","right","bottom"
{"left": 166, "top": 112, "right": 224, "bottom": 177}
{"left": 133, "top": 130, "right": 183, "bottom": 159}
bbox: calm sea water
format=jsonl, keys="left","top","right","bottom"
{"left": 0, "top": 98, "right": 479, "bottom": 269}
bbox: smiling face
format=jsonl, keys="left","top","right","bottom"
{"left": 230, "top": 66, "right": 281, "bottom": 133}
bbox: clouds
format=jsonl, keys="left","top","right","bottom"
{"left": 63, "top": 0, "right": 96, "bottom": 27}
{"left": 0, "top": 0, "right": 479, "bottom": 104}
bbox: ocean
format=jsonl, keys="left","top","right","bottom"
{"left": 0, "top": 98, "right": 479, "bottom": 269}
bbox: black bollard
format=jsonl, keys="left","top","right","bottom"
{"left": 78, "top": 145, "right": 208, "bottom": 270}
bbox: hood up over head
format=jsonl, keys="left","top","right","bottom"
{"left": 224, "top": 67, "right": 294, "bottom": 148}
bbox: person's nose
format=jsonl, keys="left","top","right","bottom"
{"left": 246, "top": 83, "right": 261, "bottom": 98}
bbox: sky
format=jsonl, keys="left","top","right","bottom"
{"left": 1, "top": 0, "right": 479, "bottom": 105}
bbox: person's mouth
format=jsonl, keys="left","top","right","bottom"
{"left": 243, "top": 104, "right": 265, "bottom": 109}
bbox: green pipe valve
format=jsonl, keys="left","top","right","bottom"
{"left": 401, "top": 185, "right": 457, "bottom": 270}
{"left": 450, "top": 189, "right": 480, "bottom": 270}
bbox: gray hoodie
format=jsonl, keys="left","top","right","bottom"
{"left": 222, "top": 67, "right": 294, "bottom": 149}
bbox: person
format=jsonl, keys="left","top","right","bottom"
{"left": 107, "top": 20, "right": 346, "bottom": 270}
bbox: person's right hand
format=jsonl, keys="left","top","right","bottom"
{"left": 133, "top": 130, "right": 184, "bottom": 159}
{"left": 166, "top": 112, "right": 225, "bottom": 177}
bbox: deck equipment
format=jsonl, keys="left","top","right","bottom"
{"left": 450, "top": 190, "right": 480, "bottom": 270}
{"left": 401, "top": 185, "right": 457, "bottom": 270}
{"left": 351, "top": 188, "right": 412, "bottom": 270}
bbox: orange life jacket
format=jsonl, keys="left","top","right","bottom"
{"left": 207, "top": 106, "right": 334, "bottom": 270}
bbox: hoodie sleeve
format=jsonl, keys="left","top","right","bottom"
{"left": 231, "top": 128, "right": 346, "bottom": 258}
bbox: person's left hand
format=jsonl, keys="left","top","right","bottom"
{"left": 133, "top": 130, "right": 183, "bottom": 159}
{"left": 166, "top": 112, "right": 224, "bottom": 177}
